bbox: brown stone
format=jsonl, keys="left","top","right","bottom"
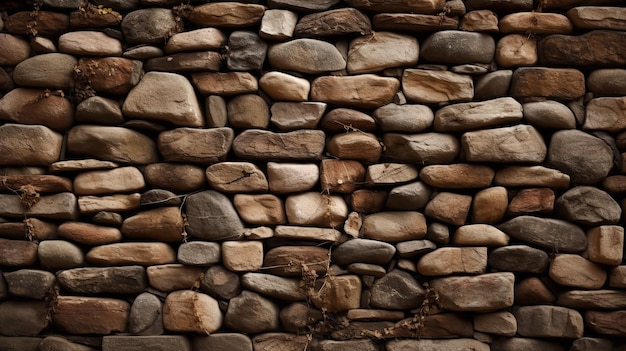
{"left": 558, "top": 290, "right": 626, "bottom": 310}
{"left": 424, "top": 192, "right": 472, "bottom": 226}
{"left": 496, "top": 34, "right": 538, "bottom": 67}
{"left": 345, "top": 0, "right": 445, "bottom": 14}
{"left": 434, "top": 97, "right": 523, "bottom": 133}
{"left": 262, "top": 74, "right": 311, "bottom": 103}
{"left": 69, "top": 3, "right": 122, "bottom": 28}
{"left": 295, "top": 8, "right": 371, "bottom": 37}
{"left": 507, "top": 188, "right": 555, "bottom": 216}
{"left": 586, "top": 311, "right": 626, "bottom": 336}
{"left": 233, "top": 129, "right": 325, "bottom": 161}
{"left": 402, "top": 69, "right": 473, "bottom": 104}
{"left": 421, "top": 30, "right": 495, "bottom": 65}
{"left": 5, "top": 11, "right": 69, "bottom": 37}
{"left": 0, "top": 300, "right": 49, "bottom": 336}
{"left": 275, "top": 226, "right": 342, "bottom": 243}
{"left": 268, "top": 39, "right": 346, "bottom": 74}
{"left": 259, "top": 9, "right": 298, "bottom": 40}
{"left": 158, "top": 127, "right": 234, "bottom": 164}
{"left": 310, "top": 275, "right": 362, "bottom": 312}
{"left": 0, "top": 238, "right": 38, "bottom": 267}
{"left": 347, "top": 32, "right": 419, "bottom": 74}
{"left": 320, "top": 108, "right": 376, "bottom": 133}
{"left": 0, "top": 124, "right": 63, "bottom": 166}
{"left": 474, "top": 311, "right": 517, "bottom": 336}
{"left": 200, "top": 266, "right": 241, "bottom": 300}
{"left": 515, "top": 277, "right": 556, "bottom": 305}
{"left": 225, "top": 291, "right": 279, "bottom": 334}
{"left": 188, "top": 3, "right": 265, "bottom": 28}
{"left": 489, "top": 245, "right": 549, "bottom": 274}
{"left": 58, "top": 221, "right": 121, "bottom": 246}
{"left": 222, "top": 241, "right": 264, "bottom": 272}
{"left": 143, "top": 163, "right": 205, "bottom": 193}
{"left": 511, "top": 67, "right": 585, "bottom": 100}
{"left": 311, "top": 75, "right": 399, "bottom": 109}
{"left": 471, "top": 186, "right": 508, "bottom": 224}
{"left": 165, "top": 27, "right": 226, "bottom": 54}
{"left": 86, "top": 242, "right": 176, "bottom": 266}
{"left": 146, "top": 264, "right": 203, "bottom": 292}
{"left": 163, "top": 290, "right": 222, "bottom": 333}
{"left": 373, "top": 13, "right": 458, "bottom": 32}
{"left": 145, "top": 51, "right": 221, "bottom": 72}
{"left": 539, "top": 30, "right": 626, "bottom": 67}
{"left": 233, "top": 194, "right": 285, "bottom": 226}
{"left": 192, "top": 72, "right": 258, "bottom": 96}
{"left": 0, "top": 175, "right": 71, "bottom": 194}
{"left": 431, "top": 273, "right": 515, "bottom": 312}
{"left": 495, "top": 165, "right": 570, "bottom": 189}
{"left": 77, "top": 194, "right": 141, "bottom": 215}
{"left": 500, "top": 12, "right": 573, "bottom": 34}
{"left": 77, "top": 57, "right": 142, "bottom": 95}
{"left": 555, "top": 186, "right": 621, "bottom": 225}
{"left": 0, "top": 34, "right": 30, "bottom": 65}
{"left": 584, "top": 97, "right": 626, "bottom": 132}
{"left": 227, "top": 94, "right": 270, "bottom": 129}
{"left": 0, "top": 192, "right": 78, "bottom": 221}
{"left": 515, "top": 306, "right": 583, "bottom": 339}
{"left": 453, "top": 224, "right": 509, "bottom": 247}
{"left": 0, "top": 218, "right": 56, "bottom": 241}
{"left": 417, "top": 247, "right": 487, "bottom": 276}
{"left": 365, "top": 163, "right": 419, "bottom": 185}
{"left": 252, "top": 333, "right": 308, "bottom": 351}
{"left": 567, "top": 6, "right": 626, "bottom": 31}
{"left": 57, "top": 266, "right": 146, "bottom": 295}
{"left": 587, "top": 226, "right": 624, "bottom": 266}
{"left": 206, "top": 162, "right": 269, "bottom": 193}
{"left": 350, "top": 190, "right": 387, "bottom": 213}
{"left": 285, "top": 192, "right": 347, "bottom": 227}
{"left": 549, "top": 254, "right": 607, "bottom": 289}
{"left": 0, "top": 88, "right": 74, "bottom": 132}
{"left": 460, "top": 10, "right": 499, "bottom": 32}
{"left": 264, "top": 246, "right": 329, "bottom": 277}
{"left": 383, "top": 133, "right": 460, "bottom": 164}
{"left": 121, "top": 207, "right": 184, "bottom": 242}
{"left": 74, "top": 167, "right": 145, "bottom": 195}
{"left": 53, "top": 296, "right": 129, "bottom": 334}
{"left": 320, "top": 159, "right": 365, "bottom": 194}
{"left": 420, "top": 164, "right": 494, "bottom": 188}
{"left": 326, "top": 133, "right": 382, "bottom": 163}
{"left": 362, "top": 211, "right": 426, "bottom": 242}
{"left": 462, "top": 125, "right": 547, "bottom": 163}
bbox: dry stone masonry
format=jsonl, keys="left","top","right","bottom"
{"left": 0, "top": 0, "right": 626, "bottom": 350}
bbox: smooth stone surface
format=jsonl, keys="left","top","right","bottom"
{"left": 165, "top": 28, "right": 226, "bottom": 54}
{"left": 192, "top": 72, "right": 258, "bottom": 96}
{"left": 267, "top": 163, "right": 319, "bottom": 194}
{"left": 434, "top": 97, "right": 523, "bottom": 132}
{"left": 86, "top": 242, "right": 176, "bottom": 266}
{"left": 67, "top": 126, "right": 158, "bottom": 165}
{"left": 241, "top": 273, "right": 305, "bottom": 301}
{"left": 556, "top": 186, "right": 621, "bottom": 225}
{"left": 185, "top": 190, "right": 244, "bottom": 241}
{"left": 0, "top": 301, "right": 49, "bottom": 336}
{"left": 59, "top": 31, "right": 122, "bottom": 56}
{"left": 327, "top": 133, "right": 383, "bottom": 163}
{"left": 587, "top": 69, "right": 626, "bottom": 97}
{"left": 74, "top": 167, "right": 144, "bottom": 195}
{"left": 347, "top": 32, "right": 418, "bottom": 74}
{"left": 332, "top": 238, "right": 396, "bottom": 266}
{"left": 488, "top": 245, "right": 549, "bottom": 274}
{"left": 53, "top": 296, "right": 129, "bottom": 334}
{"left": 421, "top": 30, "right": 495, "bottom": 64}
{"left": 268, "top": 39, "right": 346, "bottom": 74}
{"left": 270, "top": 102, "right": 326, "bottom": 130}
{"left": 499, "top": 215, "right": 587, "bottom": 253}
{"left": 515, "top": 306, "right": 583, "bottom": 339}
{"left": 261, "top": 72, "right": 310, "bottom": 102}
{"left": 285, "top": 192, "right": 347, "bottom": 228}
{"left": 225, "top": 291, "right": 279, "bottom": 334}
{"left": 417, "top": 247, "right": 487, "bottom": 276}
{"left": 550, "top": 254, "right": 607, "bottom": 289}
{"left": 373, "top": 103, "right": 433, "bottom": 133}
{"left": 0, "top": 124, "right": 63, "bottom": 166}
{"left": 548, "top": 130, "right": 614, "bottom": 184}
{"left": 0, "top": 88, "right": 74, "bottom": 132}
{"left": 523, "top": 100, "right": 576, "bottom": 129}
{"left": 462, "top": 125, "right": 546, "bottom": 163}
{"left": 13, "top": 53, "right": 76, "bottom": 90}
{"left": 177, "top": 241, "right": 221, "bottom": 266}
{"left": 362, "top": 211, "right": 426, "bottom": 242}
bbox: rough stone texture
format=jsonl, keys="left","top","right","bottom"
{"left": 159, "top": 127, "right": 234, "bottom": 164}
{"left": 489, "top": 245, "right": 549, "bottom": 274}
{"left": 189, "top": 3, "right": 265, "bottom": 27}
{"left": 370, "top": 270, "right": 425, "bottom": 310}
{"left": 163, "top": 290, "right": 222, "bottom": 333}
{"left": 511, "top": 67, "right": 585, "bottom": 100}
{"left": 587, "top": 69, "right": 626, "bottom": 97}
{"left": 462, "top": 125, "right": 547, "bottom": 163}
{"left": 227, "top": 31, "right": 268, "bottom": 71}
{"left": 425, "top": 192, "right": 472, "bottom": 226}
{"left": 233, "top": 129, "right": 325, "bottom": 161}
{"left": 383, "top": 132, "right": 460, "bottom": 164}
{"left": 431, "top": 273, "right": 515, "bottom": 312}
{"left": 225, "top": 291, "right": 279, "bottom": 334}
{"left": 550, "top": 254, "right": 607, "bottom": 289}
{"left": 185, "top": 190, "right": 244, "bottom": 241}
{"left": 310, "top": 275, "right": 362, "bottom": 312}
{"left": 347, "top": 32, "right": 418, "bottom": 74}
{"left": 420, "top": 164, "right": 494, "bottom": 188}
{"left": 0, "top": 300, "right": 49, "bottom": 336}
{"left": 264, "top": 246, "right": 329, "bottom": 277}
{"left": 121, "top": 8, "right": 179, "bottom": 45}
{"left": 499, "top": 215, "right": 586, "bottom": 253}
{"left": 53, "top": 296, "right": 129, "bottom": 334}
{"left": 403, "top": 69, "right": 473, "bottom": 104}
{"left": 539, "top": 30, "right": 626, "bottom": 67}
{"left": 285, "top": 192, "right": 347, "bottom": 228}
{"left": 417, "top": 247, "right": 487, "bottom": 276}
{"left": 86, "top": 243, "right": 176, "bottom": 266}
{"left": 200, "top": 266, "right": 241, "bottom": 300}
{"left": 261, "top": 72, "right": 310, "bottom": 102}
{"left": 0, "top": 124, "right": 63, "bottom": 166}
{"left": 515, "top": 306, "right": 583, "bottom": 338}
{"left": 74, "top": 167, "right": 145, "bottom": 195}
{"left": 311, "top": 75, "right": 399, "bottom": 109}
{"left": 268, "top": 39, "right": 345, "bottom": 74}
{"left": 362, "top": 211, "right": 426, "bottom": 242}
{"left": 434, "top": 97, "right": 522, "bottom": 132}
{"left": 556, "top": 186, "right": 621, "bottom": 225}
{"left": 295, "top": 8, "right": 371, "bottom": 37}
{"left": 3, "top": 269, "right": 55, "bottom": 299}
{"left": 102, "top": 336, "right": 190, "bottom": 351}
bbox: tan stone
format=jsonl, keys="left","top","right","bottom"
{"left": 453, "top": 224, "right": 509, "bottom": 247}
{"left": 0, "top": 175, "right": 71, "bottom": 194}
{"left": 549, "top": 254, "right": 607, "bottom": 289}
{"left": 86, "top": 242, "right": 176, "bottom": 266}
{"left": 320, "top": 108, "right": 377, "bottom": 133}
{"left": 374, "top": 103, "right": 434, "bottom": 133}
{"left": 350, "top": 190, "right": 387, "bottom": 213}
{"left": 362, "top": 211, "right": 427, "bottom": 242}
{"left": 417, "top": 247, "right": 487, "bottom": 276}
{"left": 584, "top": 97, "right": 626, "bottom": 132}
{"left": 610, "top": 266, "right": 626, "bottom": 288}
{"left": 311, "top": 75, "right": 399, "bottom": 109}
{"left": 326, "top": 132, "right": 382, "bottom": 163}
{"left": 270, "top": 102, "right": 327, "bottom": 131}
{"left": 320, "top": 159, "right": 366, "bottom": 194}
{"left": 143, "top": 163, "right": 205, "bottom": 193}
{"left": 77, "top": 194, "right": 141, "bottom": 215}
{"left": 0, "top": 124, "right": 63, "bottom": 166}
{"left": 460, "top": 10, "right": 499, "bottom": 32}
{"left": 74, "top": 167, "right": 144, "bottom": 196}
{"left": 471, "top": 187, "right": 508, "bottom": 224}
{"left": 206, "top": 162, "right": 268, "bottom": 193}
{"left": 403, "top": 69, "right": 473, "bottom": 104}
{"left": 511, "top": 67, "right": 585, "bottom": 100}
{"left": 587, "top": 226, "right": 624, "bottom": 266}
{"left": 0, "top": 34, "right": 30, "bottom": 65}
{"left": 515, "top": 306, "right": 583, "bottom": 339}
{"left": 259, "top": 9, "right": 298, "bottom": 40}
{"left": 58, "top": 222, "right": 121, "bottom": 246}
{"left": 507, "top": 188, "right": 554, "bottom": 216}
{"left": 496, "top": 34, "right": 538, "bottom": 67}
{"left": 188, "top": 3, "right": 265, "bottom": 27}
{"left": 0, "top": 192, "right": 78, "bottom": 221}
{"left": 462, "top": 125, "right": 547, "bottom": 163}
{"left": 59, "top": 31, "right": 122, "bottom": 56}
{"left": 567, "top": 6, "right": 626, "bottom": 31}
{"left": 285, "top": 192, "right": 347, "bottom": 228}
{"left": 345, "top": 0, "right": 445, "bottom": 14}
{"left": 420, "top": 164, "right": 494, "bottom": 189}
{"left": 264, "top": 246, "right": 329, "bottom": 277}
{"left": 347, "top": 32, "right": 418, "bottom": 74}
{"left": 233, "top": 129, "right": 325, "bottom": 161}
{"left": 13, "top": 53, "right": 76, "bottom": 90}
{"left": 558, "top": 290, "right": 626, "bottom": 310}
{"left": 382, "top": 132, "right": 460, "bottom": 164}
{"left": 226, "top": 94, "right": 269, "bottom": 129}
{"left": 50, "top": 159, "right": 119, "bottom": 173}
{"left": 163, "top": 290, "right": 222, "bottom": 333}
{"left": 495, "top": 165, "right": 570, "bottom": 189}
{"left": 267, "top": 162, "right": 319, "bottom": 194}
{"left": 165, "top": 28, "right": 226, "bottom": 54}
{"left": 53, "top": 296, "right": 129, "bottom": 334}
{"left": 147, "top": 264, "right": 204, "bottom": 292}
{"left": 159, "top": 127, "right": 234, "bottom": 164}
{"left": 500, "top": 12, "right": 574, "bottom": 34}
{"left": 366, "top": 163, "right": 419, "bottom": 185}
{"left": 234, "top": 194, "right": 285, "bottom": 225}
{"left": 121, "top": 207, "right": 184, "bottom": 242}
{"left": 425, "top": 192, "right": 472, "bottom": 226}
{"left": 434, "top": 97, "right": 523, "bottom": 132}
{"left": 260, "top": 71, "right": 310, "bottom": 101}
{"left": 474, "top": 311, "right": 517, "bottom": 336}
{"left": 0, "top": 88, "right": 74, "bottom": 132}
{"left": 431, "top": 273, "right": 515, "bottom": 312}
{"left": 222, "top": 241, "right": 264, "bottom": 272}
{"left": 268, "top": 39, "right": 346, "bottom": 74}
{"left": 388, "top": 340, "right": 488, "bottom": 351}
{"left": 192, "top": 72, "right": 258, "bottom": 96}
{"left": 274, "top": 226, "right": 342, "bottom": 242}
{"left": 310, "top": 275, "right": 361, "bottom": 313}
{"left": 372, "top": 13, "right": 458, "bottom": 32}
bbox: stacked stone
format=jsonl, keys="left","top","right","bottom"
{"left": 1, "top": 0, "right": 626, "bottom": 350}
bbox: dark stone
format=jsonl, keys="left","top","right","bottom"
{"left": 488, "top": 245, "right": 549, "bottom": 274}
{"left": 499, "top": 215, "right": 587, "bottom": 253}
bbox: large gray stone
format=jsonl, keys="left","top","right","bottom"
{"left": 488, "top": 245, "right": 549, "bottom": 274}
{"left": 227, "top": 31, "right": 268, "bottom": 71}
{"left": 499, "top": 215, "right": 587, "bottom": 253}
{"left": 102, "top": 336, "right": 190, "bottom": 351}
{"left": 184, "top": 190, "right": 244, "bottom": 241}
{"left": 267, "top": 39, "right": 346, "bottom": 74}
{"left": 370, "top": 270, "right": 425, "bottom": 310}
{"left": 548, "top": 130, "right": 614, "bottom": 184}
{"left": 128, "top": 293, "right": 164, "bottom": 335}
{"left": 121, "top": 8, "right": 180, "bottom": 45}
{"left": 556, "top": 186, "right": 621, "bottom": 225}
{"left": 421, "top": 30, "right": 495, "bottom": 64}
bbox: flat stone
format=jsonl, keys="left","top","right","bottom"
{"left": 460, "top": 10, "right": 499, "bottom": 32}
{"left": 285, "top": 192, "right": 347, "bottom": 228}
{"left": 143, "top": 163, "right": 205, "bottom": 193}
{"left": 320, "top": 159, "right": 365, "bottom": 194}
{"left": 192, "top": 72, "right": 258, "bottom": 96}
{"left": 570, "top": 337, "right": 614, "bottom": 351}
{"left": 373, "top": 103, "right": 433, "bottom": 133}
{"left": 225, "top": 291, "right": 279, "bottom": 334}
{"left": 435, "top": 97, "right": 522, "bottom": 132}
{"left": 365, "top": 163, "right": 418, "bottom": 184}
{"left": 347, "top": 263, "right": 386, "bottom": 277}
{"left": 386, "top": 182, "right": 431, "bottom": 211}
{"left": 326, "top": 133, "right": 382, "bottom": 163}
{"left": 188, "top": 3, "right": 265, "bottom": 28}
{"left": 588, "top": 226, "right": 624, "bottom": 266}
{"left": 102, "top": 336, "right": 190, "bottom": 351}
{"left": 38, "top": 336, "right": 99, "bottom": 351}
{"left": 425, "top": 192, "right": 472, "bottom": 226}
{"left": 313, "top": 339, "right": 379, "bottom": 351}
{"left": 67, "top": 126, "right": 158, "bottom": 165}
{"left": 418, "top": 247, "right": 487, "bottom": 276}
{"left": 165, "top": 28, "right": 226, "bottom": 53}
{"left": 38, "top": 240, "right": 84, "bottom": 270}
{"left": 402, "top": 69, "right": 473, "bottom": 104}
{"left": 74, "top": 167, "right": 144, "bottom": 195}
{"left": 268, "top": 39, "right": 346, "bottom": 74}
{"left": 3, "top": 269, "right": 55, "bottom": 299}
{"left": 332, "top": 238, "right": 396, "bottom": 265}
{"left": 586, "top": 311, "right": 626, "bottom": 336}
{"left": 200, "top": 266, "right": 241, "bottom": 300}
{"left": 383, "top": 132, "right": 460, "bottom": 164}
{"left": 495, "top": 165, "right": 570, "bottom": 189}
{"left": 233, "top": 129, "right": 325, "bottom": 161}
{"left": 311, "top": 275, "right": 362, "bottom": 312}
{"left": 77, "top": 57, "right": 142, "bottom": 95}
{"left": 584, "top": 97, "right": 626, "bottom": 132}
{"left": 227, "top": 31, "right": 267, "bottom": 71}
{"left": 372, "top": 13, "right": 458, "bottom": 32}
{"left": 431, "top": 273, "right": 515, "bottom": 312}
{"left": 75, "top": 96, "right": 123, "bottom": 125}
{"left": 123, "top": 72, "right": 203, "bottom": 127}
{"left": 523, "top": 100, "right": 576, "bottom": 129}
{"left": 319, "top": 108, "right": 377, "bottom": 133}
{"left": 453, "top": 224, "right": 509, "bottom": 246}
{"left": 587, "top": 69, "right": 626, "bottom": 97}
{"left": 511, "top": 67, "right": 585, "bottom": 100}
{"left": 496, "top": 34, "right": 538, "bottom": 67}
{"left": 163, "top": 290, "right": 222, "bottom": 333}
{"left": 244, "top": 227, "right": 274, "bottom": 240}
{"left": 59, "top": 31, "right": 122, "bottom": 56}
{"left": 0, "top": 218, "right": 56, "bottom": 241}
{"left": 78, "top": 194, "right": 141, "bottom": 215}
{"left": 345, "top": 0, "right": 445, "bottom": 14}
{"left": 121, "top": 8, "right": 180, "bottom": 44}
{"left": 420, "top": 164, "right": 494, "bottom": 188}
{"left": 5, "top": 10, "right": 69, "bottom": 37}
{"left": 50, "top": 159, "right": 119, "bottom": 173}
{"left": 58, "top": 221, "right": 121, "bottom": 245}
{"left": 159, "top": 127, "right": 233, "bottom": 164}
{"left": 252, "top": 333, "right": 309, "bottom": 351}
{"left": 0, "top": 175, "right": 71, "bottom": 194}
{"left": 548, "top": 130, "right": 613, "bottom": 184}
{"left": 206, "top": 162, "right": 269, "bottom": 193}
{"left": 184, "top": 190, "right": 244, "bottom": 241}
{"left": 0, "top": 34, "right": 30, "bottom": 65}
{"left": 222, "top": 241, "right": 264, "bottom": 272}
{"left": 86, "top": 242, "right": 176, "bottom": 266}
{"left": 295, "top": 8, "right": 371, "bottom": 37}
{"left": 395, "top": 240, "right": 437, "bottom": 258}
{"left": 227, "top": 94, "right": 269, "bottom": 129}
{"left": 260, "top": 9, "right": 298, "bottom": 40}
{"left": 558, "top": 290, "right": 626, "bottom": 310}
{"left": 515, "top": 306, "right": 583, "bottom": 339}
{"left": 474, "top": 311, "right": 517, "bottom": 336}
{"left": 177, "top": 241, "right": 221, "bottom": 266}
{"left": 474, "top": 70, "right": 513, "bottom": 100}
{"left": 147, "top": 264, "right": 203, "bottom": 292}
{"left": 556, "top": 186, "right": 621, "bottom": 225}
{"left": 500, "top": 12, "right": 573, "bottom": 34}
{"left": 491, "top": 338, "right": 565, "bottom": 351}
{"left": 123, "top": 45, "right": 163, "bottom": 59}
{"left": 271, "top": 102, "right": 326, "bottom": 130}
{"left": 234, "top": 194, "right": 285, "bottom": 226}
{"left": 362, "top": 211, "right": 426, "bottom": 242}
{"left": 145, "top": 51, "right": 222, "bottom": 72}
{"left": 122, "top": 207, "right": 184, "bottom": 242}
{"left": 421, "top": 30, "right": 495, "bottom": 64}
{"left": 550, "top": 254, "right": 607, "bottom": 289}
{"left": 0, "top": 192, "right": 78, "bottom": 221}
{"left": 261, "top": 72, "right": 310, "bottom": 102}
{"left": 499, "top": 215, "right": 587, "bottom": 253}
{"left": 53, "top": 296, "right": 129, "bottom": 334}
{"left": 489, "top": 245, "right": 549, "bottom": 273}
{"left": 462, "top": 125, "right": 546, "bottom": 163}
{"left": 0, "top": 88, "right": 73, "bottom": 132}
{"left": 13, "top": 53, "right": 76, "bottom": 90}
{"left": 57, "top": 266, "right": 146, "bottom": 295}
{"left": 387, "top": 339, "right": 489, "bottom": 351}
{"left": 193, "top": 334, "right": 252, "bottom": 351}
{"left": 0, "top": 124, "right": 63, "bottom": 166}
{"left": 507, "top": 188, "right": 555, "bottom": 216}
{"left": 0, "top": 301, "right": 49, "bottom": 336}
{"left": 241, "top": 273, "right": 305, "bottom": 301}
{"left": 567, "top": 6, "right": 626, "bottom": 30}
{"left": 347, "top": 32, "right": 418, "bottom": 74}
{"left": 264, "top": 246, "right": 329, "bottom": 277}
{"left": 311, "top": 75, "right": 399, "bottom": 109}
{"left": 539, "top": 30, "right": 626, "bottom": 67}
{"left": 267, "top": 162, "right": 319, "bottom": 194}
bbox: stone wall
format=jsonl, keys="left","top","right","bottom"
{"left": 0, "top": 0, "right": 626, "bottom": 350}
